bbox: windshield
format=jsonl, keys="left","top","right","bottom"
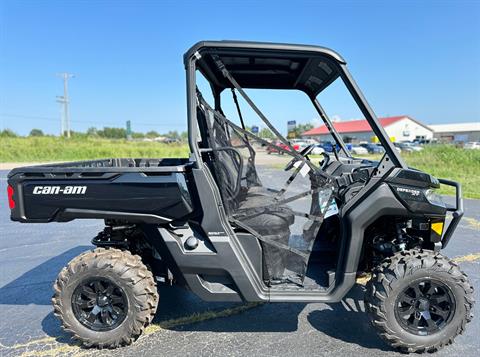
{"left": 309, "top": 77, "right": 391, "bottom": 160}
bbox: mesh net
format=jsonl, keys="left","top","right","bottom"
{"left": 197, "top": 93, "right": 335, "bottom": 285}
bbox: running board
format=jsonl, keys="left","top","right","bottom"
{"left": 268, "top": 273, "right": 356, "bottom": 302}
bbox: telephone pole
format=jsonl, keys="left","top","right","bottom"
{"left": 56, "top": 72, "right": 74, "bottom": 138}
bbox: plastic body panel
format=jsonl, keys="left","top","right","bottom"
{"left": 143, "top": 167, "right": 269, "bottom": 302}
{"left": 8, "top": 159, "right": 194, "bottom": 223}
{"left": 339, "top": 183, "right": 409, "bottom": 273}
{"left": 386, "top": 168, "right": 447, "bottom": 216}
{"left": 145, "top": 167, "right": 392, "bottom": 303}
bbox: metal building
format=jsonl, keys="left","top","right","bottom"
{"left": 429, "top": 122, "right": 480, "bottom": 143}
{"left": 302, "top": 115, "right": 433, "bottom": 143}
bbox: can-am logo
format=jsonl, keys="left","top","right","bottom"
{"left": 32, "top": 186, "right": 87, "bottom": 195}
{"left": 396, "top": 187, "right": 420, "bottom": 196}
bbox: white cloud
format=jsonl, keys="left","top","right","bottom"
{"left": 310, "top": 114, "right": 342, "bottom": 126}
{"left": 310, "top": 117, "right": 322, "bottom": 127}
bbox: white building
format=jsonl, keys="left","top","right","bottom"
{"left": 302, "top": 115, "right": 433, "bottom": 143}
{"left": 429, "top": 122, "right": 480, "bottom": 143}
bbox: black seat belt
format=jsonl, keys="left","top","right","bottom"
{"left": 231, "top": 88, "right": 249, "bottom": 144}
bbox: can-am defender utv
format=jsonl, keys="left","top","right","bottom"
{"left": 7, "top": 41, "right": 473, "bottom": 352}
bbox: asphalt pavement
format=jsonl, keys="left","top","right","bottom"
{"left": 0, "top": 167, "right": 479, "bottom": 357}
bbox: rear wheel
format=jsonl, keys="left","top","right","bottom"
{"left": 365, "top": 249, "right": 474, "bottom": 353}
{"left": 52, "top": 248, "right": 158, "bottom": 348}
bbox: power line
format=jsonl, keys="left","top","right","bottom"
{"left": 0, "top": 113, "right": 58, "bottom": 121}
{"left": 0, "top": 113, "right": 185, "bottom": 128}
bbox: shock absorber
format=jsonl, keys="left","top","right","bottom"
{"left": 395, "top": 221, "right": 407, "bottom": 251}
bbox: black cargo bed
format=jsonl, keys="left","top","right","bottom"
{"left": 7, "top": 157, "right": 196, "bottom": 224}
{"left": 8, "top": 158, "right": 192, "bottom": 178}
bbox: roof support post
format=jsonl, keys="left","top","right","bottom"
{"left": 311, "top": 98, "right": 351, "bottom": 158}
{"left": 339, "top": 64, "right": 407, "bottom": 168}
{"left": 185, "top": 54, "right": 202, "bottom": 168}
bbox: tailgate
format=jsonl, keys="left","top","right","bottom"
{"left": 7, "top": 164, "right": 194, "bottom": 224}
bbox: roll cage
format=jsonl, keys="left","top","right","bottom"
{"left": 184, "top": 40, "right": 406, "bottom": 170}
{"left": 182, "top": 40, "right": 417, "bottom": 289}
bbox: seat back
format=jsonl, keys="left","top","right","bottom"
{"left": 197, "top": 103, "right": 244, "bottom": 214}
{"left": 196, "top": 91, "right": 263, "bottom": 215}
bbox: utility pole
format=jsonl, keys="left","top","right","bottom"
{"left": 126, "top": 120, "right": 132, "bottom": 140}
{"left": 56, "top": 72, "right": 74, "bottom": 138}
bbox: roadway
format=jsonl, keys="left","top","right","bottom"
{"left": 0, "top": 167, "right": 478, "bottom": 356}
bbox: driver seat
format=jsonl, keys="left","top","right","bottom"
{"left": 197, "top": 102, "right": 295, "bottom": 279}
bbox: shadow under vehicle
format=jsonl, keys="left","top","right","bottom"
{"left": 6, "top": 41, "right": 473, "bottom": 352}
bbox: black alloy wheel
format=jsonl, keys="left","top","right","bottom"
{"left": 366, "top": 250, "right": 474, "bottom": 352}
{"left": 394, "top": 279, "right": 455, "bottom": 336}
{"left": 72, "top": 277, "right": 128, "bottom": 332}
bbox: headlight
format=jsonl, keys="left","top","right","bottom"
{"left": 425, "top": 189, "right": 444, "bottom": 206}
{"left": 429, "top": 175, "right": 440, "bottom": 188}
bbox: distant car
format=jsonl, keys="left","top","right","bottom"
{"left": 408, "top": 142, "right": 423, "bottom": 152}
{"left": 310, "top": 144, "right": 325, "bottom": 155}
{"left": 319, "top": 141, "right": 340, "bottom": 153}
{"left": 360, "top": 143, "right": 385, "bottom": 154}
{"left": 266, "top": 141, "right": 300, "bottom": 154}
{"left": 296, "top": 139, "right": 321, "bottom": 150}
{"left": 394, "top": 142, "right": 411, "bottom": 152}
{"left": 376, "top": 143, "right": 401, "bottom": 154}
{"left": 350, "top": 145, "right": 368, "bottom": 155}
{"left": 290, "top": 140, "right": 310, "bottom": 151}
{"left": 260, "top": 139, "right": 273, "bottom": 147}
{"left": 394, "top": 142, "right": 423, "bottom": 153}
{"left": 464, "top": 142, "right": 480, "bottom": 150}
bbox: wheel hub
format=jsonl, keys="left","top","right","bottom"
{"left": 394, "top": 279, "right": 455, "bottom": 336}
{"left": 416, "top": 298, "right": 430, "bottom": 311}
{"left": 72, "top": 277, "right": 128, "bottom": 331}
{"left": 97, "top": 295, "right": 109, "bottom": 307}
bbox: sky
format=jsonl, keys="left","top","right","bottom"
{"left": 0, "top": 0, "right": 479, "bottom": 136}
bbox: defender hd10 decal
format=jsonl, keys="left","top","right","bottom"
{"left": 32, "top": 186, "right": 87, "bottom": 195}
{"left": 395, "top": 186, "right": 421, "bottom": 197}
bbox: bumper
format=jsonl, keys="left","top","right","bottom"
{"left": 438, "top": 178, "right": 464, "bottom": 248}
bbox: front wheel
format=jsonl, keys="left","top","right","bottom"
{"left": 365, "top": 249, "right": 474, "bottom": 353}
{"left": 52, "top": 248, "right": 159, "bottom": 348}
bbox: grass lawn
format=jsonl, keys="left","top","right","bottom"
{"left": 1, "top": 138, "right": 479, "bottom": 199}
{"left": 308, "top": 145, "right": 480, "bottom": 199}
{"left": 401, "top": 145, "right": 480, "bottom": 199}
{"left": 0, "top": 136, "right": 189, "bottom": 162}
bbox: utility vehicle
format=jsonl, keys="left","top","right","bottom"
{"left": 7, "top": 41, "right": 473, "bottom": 352}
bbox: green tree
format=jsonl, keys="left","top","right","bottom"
{"left": 86, "top": 127, "right": 98, "bottom": 136}
{"left": 70, "top": 130, "right": 87, "bottom": 138}
{"left": 259, "top": 127, "right": 275, "bottom": 139}
{"left": 145, "top": 130, "right": 160, "bottom": 138}
{"left": 0, "top": 129, "right": 17, "bottom": 137}
{"left": 292, "top": 123, "right": 314, "bottom": 138}
{"left": 98, "top": 127, "right": 127, "bottom": 139}
{"left": 132, "top": 132, "right": 145, "bottom": 139}
{"left": 29, "top": 129, "right": 44, "bottom": 137}
{"left": 180, "top": 131, "right": 188, "bottom": 142}
{"left": 165, "top": 130, "right": 180, "bottom": 140}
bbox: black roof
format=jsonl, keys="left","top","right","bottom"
{"left": 184, "top": 41, "right": 346, "bottom": 97}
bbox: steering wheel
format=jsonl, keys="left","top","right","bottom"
{"left": 284, "top": 144, "right": 315, "bottom": 171}
{"left": 319, "top": 151, "right": 330, "bottom": 170}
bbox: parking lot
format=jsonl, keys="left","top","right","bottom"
{"left": 0, "top": 167, "right": 479, "bottom": 357}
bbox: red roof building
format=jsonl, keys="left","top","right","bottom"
{"left": 302, "top": 115, "right": 433, "bottom": 142}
